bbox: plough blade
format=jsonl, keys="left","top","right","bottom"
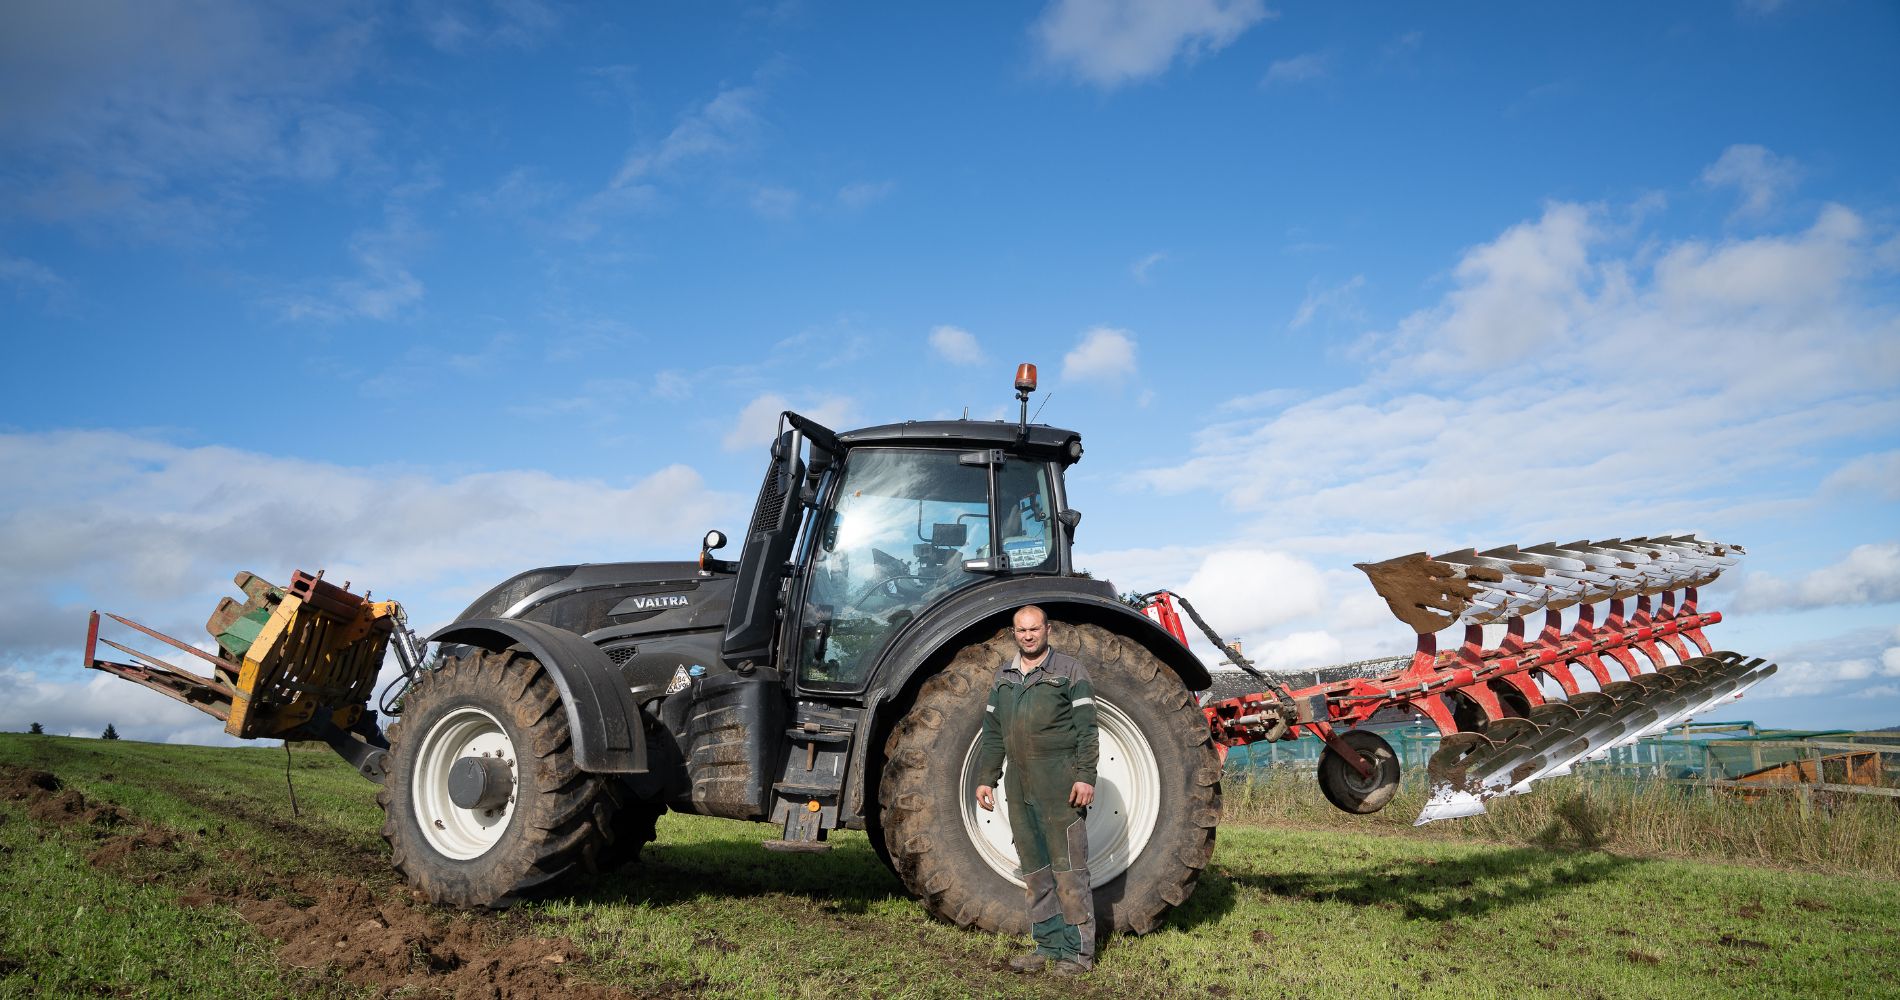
{"left": 1414, "top": 653, "right": 1776, "bottom": 824}
{"left": 1357, "top": 534, "right": 1740, "bottom": 633}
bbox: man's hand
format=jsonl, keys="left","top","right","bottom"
{"left": 1069, "top": 782, "right": 1094, "bottom": 808}
{"left": 976, "top": 784, "right": 995, "bottom": 811}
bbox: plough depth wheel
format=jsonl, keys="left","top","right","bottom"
{"left": 1317, "top": 729, "right": 1401, "bottom": 814}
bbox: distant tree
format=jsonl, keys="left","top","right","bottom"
{"left": 29, "top": 722, "right": 44, "bottom": 735}
{"left": 101, "top": 724, "right": 120, "bottom": 741}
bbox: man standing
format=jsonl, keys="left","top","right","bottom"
{"left": 974, "top": 605, "right": 1099, "bottom": 975}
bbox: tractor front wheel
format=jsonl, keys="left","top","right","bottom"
{"left": 879, "top": 621, "right": 1220, "bottom": 935}
{"left": 379, "top": 647, "right": 627, "bottom": 907}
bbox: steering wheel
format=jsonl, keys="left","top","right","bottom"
{"left": 850, "top": 575, "right": 934, "bottom": 610}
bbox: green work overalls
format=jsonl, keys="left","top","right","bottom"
{"left": 974, "top": 649, "right": 1100, "bottom": 962}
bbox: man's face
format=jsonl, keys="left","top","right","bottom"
{"left": 1013, "top": 612, "right": 1047, "bottom": 659}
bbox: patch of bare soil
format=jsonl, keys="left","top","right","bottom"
{"left": 2, "top": 765, "right": 131, "bottom": 830}
{"left": 2, "top": 764, "right": 648, "bottom": 999}
{"left": 89, "top": 829, "right": 183, "bottom": 874}
{"left": 235, "top": 877, "right": 633, "bottom": 999}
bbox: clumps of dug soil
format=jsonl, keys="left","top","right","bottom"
{"left": 1, "top": 765, "right": 132, "bottom": 830}
{"left": 3, "top": 764, "right": 642, "bottom": 999}
{"left": 235, "top": 877, "right": 629, "bottom": 999}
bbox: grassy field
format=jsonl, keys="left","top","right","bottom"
{"left": 1225, "top": 761, "right": 1900, "bottom": 879}
{"left": 2, "top": 733, "right": 1895, "bottom": 999}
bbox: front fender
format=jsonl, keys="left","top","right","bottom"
{"left": 872, "top": 576, "right": 1211, "bottom": 700}
{"left": 430, "top": 618, "right": 647, "bottom": 774}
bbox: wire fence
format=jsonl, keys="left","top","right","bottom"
{"left": 1222, "top": 722, "right": 1900, "bottom": 805}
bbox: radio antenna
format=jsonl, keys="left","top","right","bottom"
{"left": 1031, "top": 392, "right": 1053, "bottom": 423}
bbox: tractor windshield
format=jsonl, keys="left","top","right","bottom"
{"left": 795, "top": 447, "right": 1055, "bottom": 690}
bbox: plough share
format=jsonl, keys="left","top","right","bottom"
{"left": 1143, "top": 534, "right": 1777, "bottom": 825}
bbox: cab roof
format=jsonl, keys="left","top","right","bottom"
{"left": 834, "top": 420, "right": 1084, "bottom": 463}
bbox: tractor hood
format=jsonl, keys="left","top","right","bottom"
{"left": 453, "top": 562, "right": 734, "bottom": 640}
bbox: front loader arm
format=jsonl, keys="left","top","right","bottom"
{"left": 87, "top": 570, "right": 402, "bottom": 780}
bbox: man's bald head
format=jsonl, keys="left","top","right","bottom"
{"left": 1012, "top": 605, "right": 1049, "bottom": 661}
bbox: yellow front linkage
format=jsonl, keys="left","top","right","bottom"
{"left": 86, "top": 570, "right": 415, "bottom": 780}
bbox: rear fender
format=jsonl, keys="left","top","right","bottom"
{"left": 430, "top": 618, "right": 647, "bottom": 774}
{"left": 844, "top": 576, "right": 1210, "bottom": 823}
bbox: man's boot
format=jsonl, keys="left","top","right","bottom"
{"left": 1006, "top": 952, "right": 1047, "bottom": 974}
{"left": 1050, "top": 957, "right": 1094, "bottom": 976}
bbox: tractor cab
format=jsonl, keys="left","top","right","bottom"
{"left": 708, "top": 364, "right": 1087, "bottom": 697}
{"left": 783, "top": 423, "right": 1081, "bottom": 691}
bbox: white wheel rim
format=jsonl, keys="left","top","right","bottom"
{"left": 413, "top": 707, "right": 518, "bottom": 860}
{"left": 959, "top": 697, "right": 1161, "bottom": 889}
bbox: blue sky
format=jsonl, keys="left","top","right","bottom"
{"left": 2, "top": 0, "right": 1897, "bottom": 743}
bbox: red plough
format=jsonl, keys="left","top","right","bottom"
{"left": 1143, "top": 535, "right": 1778, "bottom": 824}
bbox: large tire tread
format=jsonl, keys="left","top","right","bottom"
{"left": 878, "top": 621, "right": 1220, "bottom": 936}
{"left": 379, "top": 647, "right": 627, "bottom": 908}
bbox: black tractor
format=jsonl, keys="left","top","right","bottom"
{"left": 370, "top": 368, "right": 1219, "bottom": 934}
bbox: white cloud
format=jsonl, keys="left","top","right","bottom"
{"left": 1654, "top": 203, "right": 1860, "bottom": 315}
{"left": 1822, "top": 451, "right": 1900, "bottom": 502}
{"left": 1262, "top": 51, "right": 1328, "bottom": 86}
{"left": 416, "top": 0, "right": 560, "bottom": 53}
{"left": 838, "top": 180, "right": 895, "bottom": 210}
{"left": 1252, "top": 630, "right": 1346, "bottom": 673}
{"left": 929, "top": 325, "right": 988, "bottom": 366}
{"left": 1382, "top": 31, "right": 1423, "bottom": 59}
{"left": 1079, "top": 541, "right": 1418, "bottom": 675}
{"left": 568, "top": 81, "right": 768, "bottom": 238}
{"left": 653, "top": 370, "right": 693, "bottom": 401}
{"left": 0, "top": 429, "right": 739, "bottom": 742}
{"left": 723, "top": 393, "right": 855, "bottom": 452}
{"left": 1289, "top": 274, "right": 1364, "bottom": 330}
{"left": 1177, "top": 550, "right": 1328, "bottom": 636}
{"left": 1135, "top": 198, "right": 1900, "bottom": 554}
{"left": 1032, "top": 0, "right": 1272, "bottom": 89}
{"left": 612, "top": 85, "right": 763, "bottom": 189}
{"left": 751, "top": 184, "right": 800, "bottom": 220}
{"left": 278, "top": 178, "right": 434, "bottom": 322}
{"left": 0, "top": 252, "right": 67, "bottom": 310}
{"left": 0, "top": 430, "right": 734, "bottom": 655}
{"left": 1391, "top": 202, "right": 1599, "bottom": 372}
{"left": 1062, "top": 326, "right": 1139, "bottom": 383}
{"left": 1130, "top": 251, "right": 1167, "bottom": 283}
{"left": 0, "top": 253, "right": 62, "bottom": 291}
{"left": 1752, "top": 626, "right": 1900, "bottom": 699}
{"left": 1734, "top": 543, "right": 1900, "bottom": 613}
{"left": 0, "top": 666, "right": 250, "bottom": 747}
{"left": 1701, "top": 144, "right": 1799, "bottom": 219}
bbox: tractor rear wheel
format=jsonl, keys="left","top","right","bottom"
{"left": 379, "top": 646, "right": 626, "bottom": 907}
{"left": 878, "top": 621, "right": 1220, "bottom": 936}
